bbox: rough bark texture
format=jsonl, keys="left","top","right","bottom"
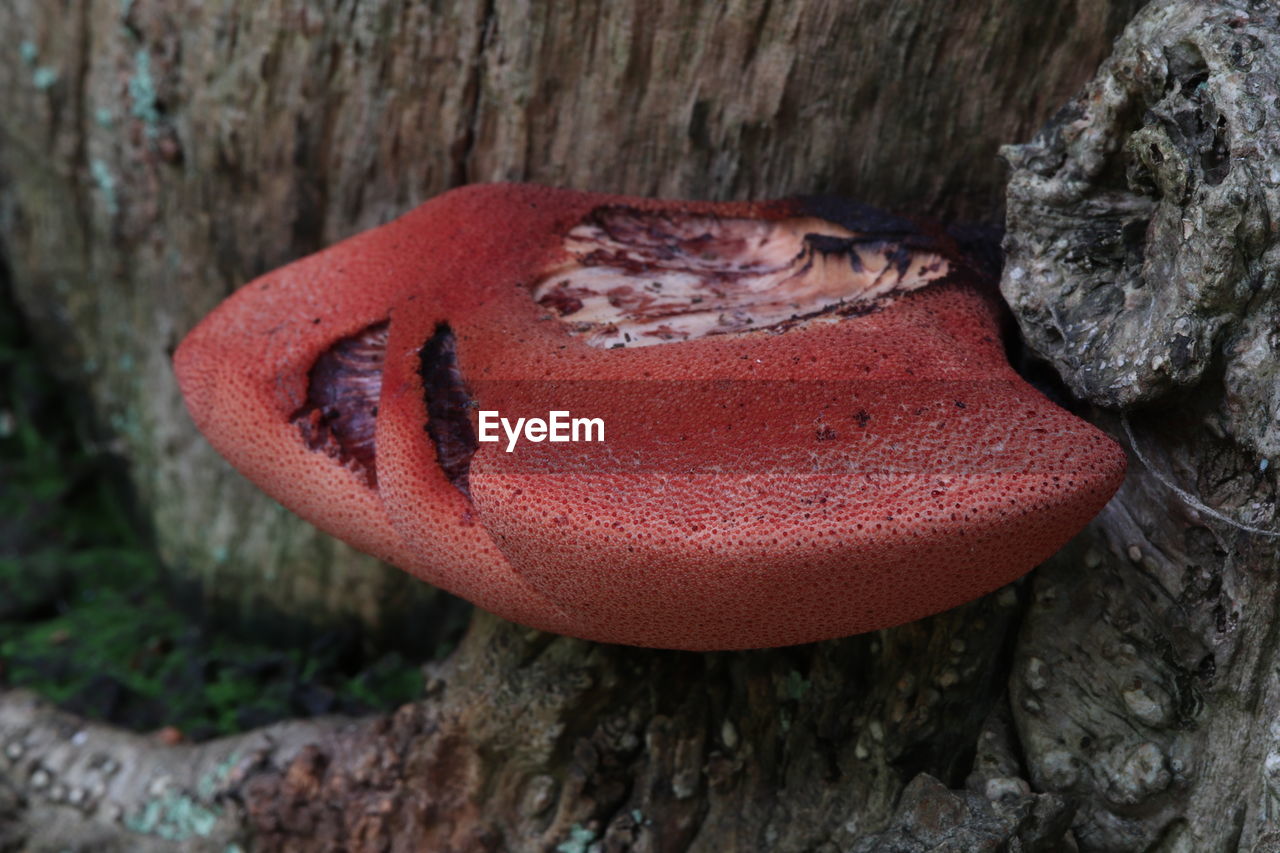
{"left": 18, "top": 1, "right": 1280, "bottom": 852}
{"left": 3, "top": 600, "right": 1036, "bottom": 852}
{"left": 1003, "top": 2, "right": 1280, "bottom": 850}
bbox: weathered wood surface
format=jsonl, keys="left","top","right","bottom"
{"left": 1003, "top": 2, "right": 1280, "bottom": 849}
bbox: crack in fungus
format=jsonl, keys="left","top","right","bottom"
{"left": 418, "top": 324, "right": 478, "bottom": 501}
{"left": 292, "top": 321, "right": 387, "bottom": 486}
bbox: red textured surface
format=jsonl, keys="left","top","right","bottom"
{"left": 175, "top": 183, "right": 1126, "bottom": 650}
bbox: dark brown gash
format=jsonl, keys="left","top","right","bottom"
{"left": 292, "top": 322, "right": 387, "bottom": 487}
{"left": 417, "top": 324, "right": 478, "bottom": 501}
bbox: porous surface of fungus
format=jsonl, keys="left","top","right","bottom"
{"left": 175, "top": 183, "right": 1125, "bottom": 650}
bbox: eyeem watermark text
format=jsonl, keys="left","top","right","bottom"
{"left": 478, "top": 410, "right": 605, "bottom": 452}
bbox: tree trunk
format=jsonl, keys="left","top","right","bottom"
{"left": 1001, "top": 3, "right": 1280, "bottom": 848}
{"left": 10, "top": 1, "right": 1276, "bottom": 852}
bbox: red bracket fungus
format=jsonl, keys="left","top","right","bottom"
{"left": 174, "top": 183, "right": 1125, "bottom": 651}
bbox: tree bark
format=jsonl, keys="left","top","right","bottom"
{"left": 1002, "top": 3, "right": 1280, "bottom": 849}
{"left": 17, "top": 1, "right": 1280, "bottom": 852}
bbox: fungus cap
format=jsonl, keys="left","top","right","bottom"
{"left": 175, "top": 183, "right": 1126, "bottom": 650}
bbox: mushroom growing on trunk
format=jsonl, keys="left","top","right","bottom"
{"left": 174, "top": 183, "right": 1125, "bottom": 650}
